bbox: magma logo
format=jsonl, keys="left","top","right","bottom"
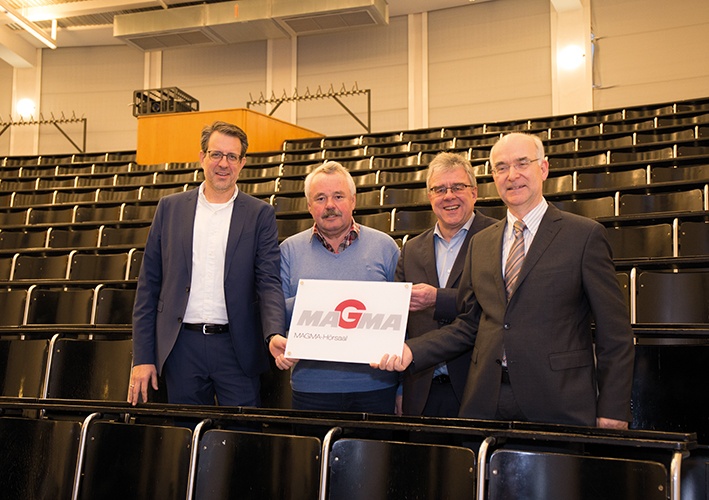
{"left": 296, "top": 299, "right": 402, "bottom": 331}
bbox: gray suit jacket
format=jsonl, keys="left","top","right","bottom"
{"left": 396, "top": 210, "right": 497, "bottom": 415}
{"left": 408, "top": 204, "right": 634, "bottom": 426}
{"left": 132, "top": 187, "right": 285, "bottom": 377}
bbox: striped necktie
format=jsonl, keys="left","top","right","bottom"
{"left": 504, "top": 220, "right": 526, "bottom": 300}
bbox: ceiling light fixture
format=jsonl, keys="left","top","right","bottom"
{"left": 0, "top": 0, "right": 57, "bottom": 49}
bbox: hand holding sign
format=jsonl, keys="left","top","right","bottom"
{"left": 285, "top": 279, "right": 411, "bottom": 364}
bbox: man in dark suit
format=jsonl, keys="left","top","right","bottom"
{"left": 129, "top": 121, "right": 285, "bottom": 406}
{"left": 396, "top": 152, "right": 496, "bottom": 417}
{"left": 376, "top": 133, "right": 634, "bottom": 429}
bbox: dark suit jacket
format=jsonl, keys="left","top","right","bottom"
{"left": 132, "top": 188, "right": 285, "bottom": 378}
{"left": 396, "top": 210, "right": 497, "bottom": 416}
{"left": 408, "top": 204, "right": 634, "bottom": 426}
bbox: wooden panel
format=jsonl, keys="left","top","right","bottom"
{"left": 136, "top": 108, "right": 323, "bottom": 165}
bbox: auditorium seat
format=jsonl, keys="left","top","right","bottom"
{"left": 278, "top": 178, "right": 305, "bottom": 194}
{"left": 237, "top": 180, "right": 277, "bottom": 196}
{"left": 619, "top": 189, "right": 704, "bottom": 215}
{"left": 0, "top": 417, "right": 81, "bottom": 499}
{"left": 12, "top": 191, "right": 54, "bottom": 207}
{"left": 610, "top": 147, "right": 674, "bottom": 164}
{"left": 121, "top": 203, "right": 158, "bottom": 222}
{"left": 382, "top": 187, "right": 428, "bottom": 207}
{"left": 0, "top": 208, "right": 28, "bottom": 226}
{"left": 547, "top": 152, "right": 608, "bottom": 170}
{"left": 240, "top": 165, "right": 281, "bottom": 180}
{"left": 393, "top": 209, "right": 437, "bottom": 233}
{"left": 651, "top": 164, "right": 709, "bottom": 183}
{"left": 54, "top": 188, "right": 99, "bottom": 204}
{"left": 477, "top": 181, "right": 500, "bottom": 200}
{"left": 378, "top": 169, "right": 427, "bottom": 186}
{"left": 69, "top": 252, "right": 131, "bottom": 281}
{"left": 325, "top": 438, "right": 475, "bottom": 500}
{"left": 114, "top": 172, "right": 155, "bottom": 186}
{"left": 679, "top": 221, "right": 709, "bottom": 256}
{"left": 272, "top": 196, "right": 308, "bottom": 214}
{"left": 542, "top": 174, "right": 573, "bottom": 194}
{"left": 140, "top": 185, "right": 186, "bottom": 200}
{"left": 355, "top": 189, "right": 383, "bottom": 208}
{"left": 27, "top": 206, "right": 75, "bottom": 225}
{"left": 371, "top": 154, "right": 419, "bottom": 170}
{"left": 45, "top": 337, "right": 132, "bottom": 400}
{"left": 0, "top": 256, "right": 13, "bottom": 280}
{"left": 636, "top": 270, "right": 709, "bottom": 324}
{"left": 576, "top": 168, "right": 648, "bottom": 191}
{"left": 99, "top": 225, "right": 151, "bottom": 248}
{"left": 193, "top": 429, "right": 321, "bottom": 499}
{"left": 93, "top": 285, "right": 136, "bottom": 325}
{"left": 97, "top": 186, "right": 141, "bottom": 202}
{"left": 0, "top": 338, "right": 48, "bottom": 397}
{"left": 339, "top": 158, "right": 372, "bottom": 172}
{"left": 128, "top": 249, "right": 143, "bottom": 279}
{"left": 605, "top": 223, "right": 673, "bottom": 259}
{"left": 551, "top": 197, "right": 615, "bottom": 218}
{"left": 13, "top": 254, "right": 71, "bottom": 280}
{"left": 277, "top": 218, "right": 313, "bottom": 240}
{"left": 74, "top": 204, "right": 122, "bottom": 223}
{"left": 356, "top": 211, "right": 392, "bottom": 232}
{"left": 76, "top": 173, "right": 116, "bottom": 187}
{"left": 48, "top": 227, "right": 100, "bottom": 249}
{"left": 0, "top": 288, "right": 28, "bottom": 326}
{"left": 26, "top": 286, "right": 95, "bottom": 325}
{"left": 486, "top": 449, "right": 667, "bottom": 500}
{"left": 74, "top": 420, "right": 191, "bottom": 500}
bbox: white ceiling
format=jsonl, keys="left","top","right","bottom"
{"left": 0, "top": 0, "right": 492, "bottom": 65}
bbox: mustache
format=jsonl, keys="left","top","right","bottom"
{"left": 322, "top": 208, "right": 342, "bottom": 217}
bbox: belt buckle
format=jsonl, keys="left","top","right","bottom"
{"left": 202, "top": 324, "right": 212, "bottom": 335}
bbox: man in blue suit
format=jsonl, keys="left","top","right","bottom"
{"left": 129, "top": 121, "right": 285, "bottom": 406}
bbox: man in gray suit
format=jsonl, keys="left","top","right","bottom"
{"left": 396, "top": 152, "right": 496, "bottom": 417}
{"left": 376, "top": 132, "right": 634, "bottom": 429}
{"left": 129, "top": 121, "right": 285, "bottom": 406}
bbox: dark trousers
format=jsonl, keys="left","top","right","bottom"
{"left": 421, "top": 377, "right": 461, "bottom": 418}
{"left": 163, "top": 326, "right": 260, "bottom": 407}
{"left": 292, "top": 386, "right": 398, "bottom": 414}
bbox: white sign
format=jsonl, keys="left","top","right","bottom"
{"left": 285, "top": 279, "right": 411, "bottom": 364}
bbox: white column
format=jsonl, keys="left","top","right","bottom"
{"left": 10, "top": 48, "right": 42, "bottom": 155}
{"left": 408, "top": 12, "right": 428, "bottom": 130}
{"left": 267, "top": 37, "right": 297, "bottom": 124}
{"left": 550, "top": 0, "right": 593, "bottom": 115}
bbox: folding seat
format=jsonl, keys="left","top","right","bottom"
{"left": 115, "top": 171, "right": 155, "bottom": 186}
{"left": 278, "top": 178, "right": 305, "bottom": 194}
{"left": 486, "top": 449, "right": 666, "bottom": 500}
{"left": 37, "top": 177, "right": 76, "bottom": 189}
{"left": 605, "top": 224, "right": 673, "bottom": 259}
{"left": 27, "top": 206, "right": 76, "bottom": 225}
{"left": 361, "top": 132, "right": 403, "bottom": 145}
{"left": 0, "top": 179, "right": 37, "bottom": 192}
{"left": 48, "top": 227, "right": 100, "bottom": 249}
{"left": 550, "top": 125, "right": 601, "bottom": 139}
{"left": 272, "top": 196, "right": 308, "bottom": 214}
{"left": 322, "top": 135, "right": 362, "bottom": 148}
{"left": 323, "top": 146, "right": 367, "bottom": 159}
{"left": 239, "top": 165, "right": 281, "bottom": 180}
{"left": 0, "top": 288, "right": 29, "bottom": 326}
{"left": 12, "top": 191, "right": 55, "bottom": 207}
{"left": 154, "top": 170, "right": 198, "bottom": 184}
{"left": 0, "top": 208, "right": 28, "bottom": 227}
{"left": 401, "top": 128, "right": 445, "bottom": 142}
{"left": 0, "top": 256, "right": 13, "bottom": 280}
{"left": 121, "top": 203, "right": 158, "bottom": 222}
{"left": 371, "top": 154, "right": 420, "bottom": 170}
{"left": 128, "top": 249, "right": 144, "bottom": 279}
{"left": 281, "top": 163, "right": 318, "bottom": 178}
{"left": 76, "top": 174, "right": 115, "bottom": 187}
{"left": 366, "top": 143, "right": 411, "bottom": 156}
{"left": 378, "top": 169, "right": 427, "bottom": 187}
{"left": 236, "top": 179, "right": 277, "bottom": 196}
{"left": 551, "top": 197, "right": 615, "bottom": 218}
{"left": 382, "top": 187, "right": 428, "bottom": 207}
{"left": 0, "top": 228, "right": 48, "bottom": 250}
{"left": 619, "top": 189, "right": 704, "bottom": 216}
{"left": 139, "top": 185, "right": 185, "bottom": 201}
{"left": 577, "top": 168, "right": 648, "bottom": 191}
{"left": 393, "top": 209, "right": 437, "bottom": 233}
{"left": 351, "top": 172, "right": 377, "bottom": 187}
{"left": 541, "top": 174, "right": 573, "bottom": 194}
{"left": 679, "top": 220, "right": 709, "bottom": 256}
{"left": 547, "top": 153, "right": 608, "bottom": 170}
{"left": 356, "top": 211, "right": 392, "bottom": 232}
{"left": 69, "top": 252, "right": 130, "bottom": 281}
{"left": 283, "top": 137, "right": 323, "bottom": 151}
{"left": 99, "top": 225, "right": 151, "bottom": 248}
{"left": 0, "top": 417, "right": 81, "bottom": 498}
{"left": 96, "top": 186, "right": 141, "bottom": 202}
{"left": 54, "top": 188, "right": 99, "bottom": 204}
{"left": 635, "top": 128, "right": 695, "bottom": 144}
{"left": 74, "top": 204, "right": 123, "bottom": 223}
{"left": 93, "top": 285, "right": 136, "bottom": 325}
{"left": 26, "top": 286, "right": 95, "bottom": 325}
{"left": 636, "top": 270, "right": 709, "bottom": 324}
{"left": 73, "top": 420, "right": 191, "bottom": 500}
{"left": 477, "top": 181, "right": 500, "bottom": 200}
{"left": 276, "top": 218, "right": 313, "bottom": 240}
{"left": 408, "top": 138, "right": 456, "bottom": 152}
{"left": 193, "top": 429, "right": 321, "bottom": 499}
{"left": 577, "top": 135, "right": 634, "bottom": 151}
{"left": 325, "top": 438, "right": 475, "bottom": 500}
{"left": 282, "top": 151, "right": 324, "bottom": 163}
{"left": 13, "top": 253, "right": 71, "bottom": 280}
{"left": 0, "top": 338, "right": 48, "bottom": 397}
{"left": 356, "top": 189, "right": 383, "bottom": 208}
{"left": 651, "top": 164, "right": 709, "bottom": 183}
{"left": 609, "top": 147, "right": 673, "bottom": 164}
{"left": 246, "top": 152, "right": 283, "bottom": 166}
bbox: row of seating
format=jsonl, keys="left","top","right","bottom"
{"left": 0, "top": 169, "right": 202, "bottom": 191}
{"left": 0, "top": 284, "right": 135, "bottom": 326}
{"left": 0, "top": 225, "right": 151, "bottom": 251}
{"left": 0, "top": 151, "right": 136, "bottom": 167}
{"left": 0, "top": 249, "right": 142, "bottom": 281}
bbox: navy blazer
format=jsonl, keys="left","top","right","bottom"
{"left": 408, "top": 204, "right": 634, "bottom": 426}
{"left": 132, "top": 188, "right": 286, "bottom": 378}
{"left": 396, "top": 210, "right": 497, "bottom": 416}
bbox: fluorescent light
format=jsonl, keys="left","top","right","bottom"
{"left": 0, "top": 0, "right": 57, "bottom": 49}
{"left": 558, "top": 44, "right": 584, "bottom": 71}
{"left": 16, "top": 98, "right": 36, "bottom": 118}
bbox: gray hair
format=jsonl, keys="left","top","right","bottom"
{"left": 426, "top": 152, "right": 477, "bottom": 189}
{"left": 489, "top": 132, "right": 545, "bottom": 166}
{"left": 304, "top": 161, "right": 356, "bottom": 199}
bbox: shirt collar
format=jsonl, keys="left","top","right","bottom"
{"left": 198, "top": 182, "right": 239, "bottom": 206}
{"left": 433, "top": 212, "right": 475, "bottom": 241}
{"left": 312, "top": 220, "right": 360, "bottom": 254}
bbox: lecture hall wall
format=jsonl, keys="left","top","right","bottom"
{"left": 0, "top": 0, "right": 708, "bottom": 156}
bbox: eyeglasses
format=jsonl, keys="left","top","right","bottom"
{"left": 491, "top": 157, "right": 541, "bottom": 176}
{"left": 206, "top": 150, "right": 242, "bottom": 164}
{"left": 428, "top": 183, "right": 473, "bottom": 197}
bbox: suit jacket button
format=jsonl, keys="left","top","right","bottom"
{"left": 503, "top": 324, "right": 510, "bottom": 330}
{"left": 185, "top": 287, "right": 190, "bottom": 292}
